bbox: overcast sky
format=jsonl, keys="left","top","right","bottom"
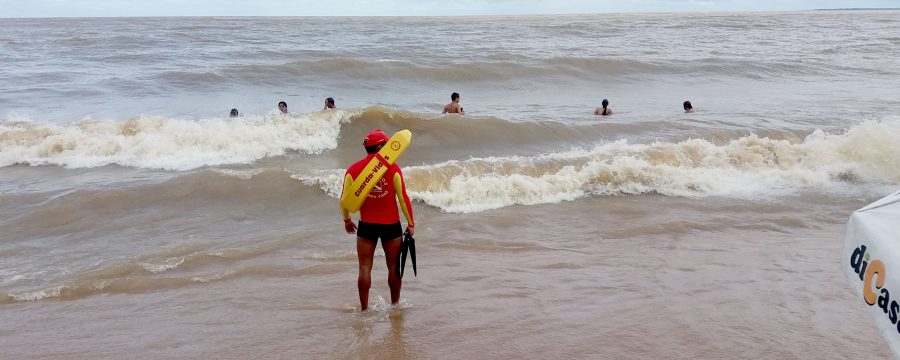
{"left": 1, "top": 0, "right": 898, "bottom": 18}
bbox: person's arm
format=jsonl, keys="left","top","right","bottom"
{"left": 392, "top": 169, "right": 415, "bottom": 236}
{"left": 459, "top": 106, "right": 465, "bottom": 116}
{"left": 340, "top": 172, "right": 357, "bottom": 234}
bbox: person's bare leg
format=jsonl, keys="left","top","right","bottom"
{"left": 382, "top": 236, "right": 402, "bottom": 304}
{"left": 357, "top": 237, "right": 377, "bottom": 310}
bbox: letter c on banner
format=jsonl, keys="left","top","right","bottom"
{"left": 864, "top": 260, "right": 887, "bottom": 306}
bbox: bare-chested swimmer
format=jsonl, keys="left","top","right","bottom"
{"left": 442, "top": 92, "right": 465, "bottom": 115}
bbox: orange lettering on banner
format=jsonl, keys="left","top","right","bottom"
{"left": 864, "top": 259, "right": 886, "bottom": 306}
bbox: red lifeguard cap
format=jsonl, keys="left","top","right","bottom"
{"left": 363, "top": 129, "right": 390, "bottom": 147}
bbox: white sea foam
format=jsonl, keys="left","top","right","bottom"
{"left": 192, "top": 272, "right": 230, "bottom": 283}
{"left": 213, "top": 168, "right": 265, "bottom": 180}
{"left": 291, "top": 169, "right": 345, "bottom": 198}
{"left": 0, "top": 110, "right": 351, "bottom": 170}
{"left": 13, "top": 286, "right": 63, "bottom": 301}
{"left": 140, "top": 257, "right": 186, "bottom": 273}
{"left": 299, "top": 120, "right": 900, "bottom": 213}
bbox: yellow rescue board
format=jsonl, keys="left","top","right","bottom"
{"left": 340, "top": 129, "right": 412, "bottom": 213}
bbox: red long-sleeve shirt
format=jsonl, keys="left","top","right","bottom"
{"left": 340, "top": 154, "right": 415, "bottom": 226}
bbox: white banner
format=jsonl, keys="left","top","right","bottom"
{"left": 843, "top": 190, "right": 900, "bottom": 357}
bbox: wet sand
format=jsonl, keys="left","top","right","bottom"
{"left": 0, "top": 194, "right": 890, "bottom": 359}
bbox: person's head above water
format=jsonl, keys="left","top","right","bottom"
{"left": 325, "top": 97, "right": 335, "bottom": 109}
{"left": 683, "top": 100, "right": 693, "bottom": 112}
{"left": 451, "top": 92, "right": 460, "bottom": 102}
{"left": 278, "top": 101, "right": 288, "bottom": 113}
{"left": 363, "top": 129, "right": 390, "bottom": 154}
{"left": 229, "top": 108, "right": 239, "bottom": 117}
{"left": 595, "top": 98, "right": 612, "bottom": 116}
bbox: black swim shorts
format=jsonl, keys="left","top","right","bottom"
{"left": 356, "top": 221, "right": 402, "bottom": 243}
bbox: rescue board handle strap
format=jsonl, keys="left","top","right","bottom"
{"left": 374, "top": 153, "right": 390, "bottom": 167}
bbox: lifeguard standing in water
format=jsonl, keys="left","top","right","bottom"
{"left": 340, "top": 129, "right": 415, "bottom": 311}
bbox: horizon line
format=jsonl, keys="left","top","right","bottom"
{"left": 1, "top": 7, "right": 898, "bottom": 20}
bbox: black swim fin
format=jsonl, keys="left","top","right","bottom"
{"left": 407, "top": 232, "right": 416, "bottom": 277}
{"left": 398, "top": 230, "right": 417, "bottom": 278}
{"left": 399, "top": 234, "right": 409, "bottom": 279}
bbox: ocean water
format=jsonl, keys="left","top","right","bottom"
{"left": 1, "top": 11, "right": 899, "bottom": 359}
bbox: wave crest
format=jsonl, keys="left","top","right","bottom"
{"left": 300, "top": 120, "right": 900, "bottom": 213}
{"left": 0, "top": 110, "right": 349, "bottom": 170}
